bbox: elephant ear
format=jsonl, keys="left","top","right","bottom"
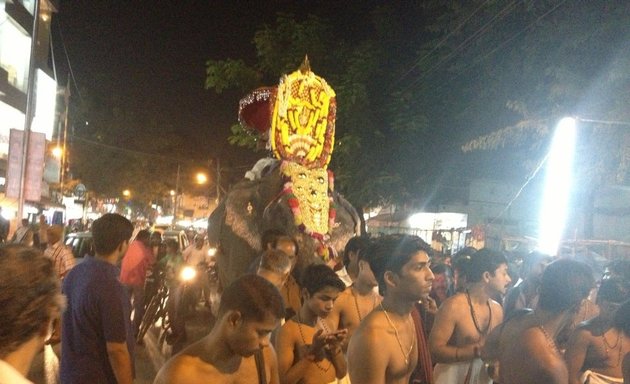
{"left": 328, "top": 191, "right": 361, "bottom": 253}
{"left": 224, "top": 179, "right": 265, "bottom": 252}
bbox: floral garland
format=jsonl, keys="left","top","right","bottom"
{"left": 281, "top": 167, "right": 337, "bottom": 261}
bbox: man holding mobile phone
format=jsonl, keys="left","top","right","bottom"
{"left": 275, "top": 264, "right": 348, "bottom": 384}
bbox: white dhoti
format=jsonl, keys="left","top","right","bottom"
{"left": 580, "top": 370, "right": 623, "bottom": 384}
{"left": 434, "top": 359, "right": 492, "bottom": 384}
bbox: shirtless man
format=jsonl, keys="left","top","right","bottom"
{"left": 275, "top": 264, "right": 348, "bottom": 384}
{"left": 336, "top": 236, "right": 371, "bottom": 287}
{"left": 154, "top": 274, "right": 285, "bottom": 384}
{"left": 274, "top": 235, "right": 302, "bottom": 319}
{"left": 347, "top": 234, "right": 434, "bottom": 384}
{"left": 566, "top": 263, "right": 630, "bottom": 383}
{"left": 324, "top": 237, "right": 381, "bottom": 351}
{"left": 483, "top": 259, "right": 594, "bottom": 384}
{"left": 429, "top": 248, "right": 511, "bottom": 384}
{"left": 257, "top": 249, "right": 291, "bottom": 290}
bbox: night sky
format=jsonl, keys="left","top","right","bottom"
{"left": 54, "top": 1, "right": 381, "bottom": 166}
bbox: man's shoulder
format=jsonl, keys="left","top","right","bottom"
{"left": 439, "top": 292, "right": 467, "bottom": 311}
{"left": 157, "top": 353, "right": 211, "bottom": 384}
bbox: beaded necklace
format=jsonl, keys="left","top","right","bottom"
{"left": 465, "top": 289, "right": 492, "bottom": 336}
{"left": 379, "top": 302, "right": 414, "bottom": 366}
{"left": 296, "top": 313, "right": 332, "bottom": 373}
{"left": 538, "top": 324, "right": 561, "bottom": 356}
{"left": 602, "top": 329, "right": 624, "bottom": 368}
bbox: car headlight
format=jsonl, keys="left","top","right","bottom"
{"left": 180, "top": 266, "right": 197, "bottom": 281}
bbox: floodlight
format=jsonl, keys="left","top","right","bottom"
{"left": 538, "top": 117, "right": 577, "bottom": 255}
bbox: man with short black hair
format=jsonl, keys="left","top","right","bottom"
{"left": 0, "top": 245, "right": 64, "bottom": 384}
{"left": 61, "top": 213, "right": 135, "bottom": 384}
{"left": 154, "top": 274, "right": 285, "bottom": 384}
{"left": 324, "top": 236, "right": 381, "bottom": 351}
{"left": 348, "top": 235, "right": 435, "bottom": 384}
{"left": 565, "top": 261, "right": 630, "bottom": 383}
{"left": 430, "top": 248, "right": 510, "bottom": 384}
{"left": 483, "top": 258, "right": 595, "bottom": 384}
{"left": 336, "top": 236, "right": 371, "bottom": 287}
{"left": 276, "top": 264, "right": 348, "bottom": 384}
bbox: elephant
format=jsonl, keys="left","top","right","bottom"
{"left": 207, "top": 158, "right": 361, "bottom": 288}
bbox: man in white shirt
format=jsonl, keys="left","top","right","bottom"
{"left": 0, "top": 245, "right": 64, "bottom": 384}
{"left": 182, "top": 234, "right": 212, "bottom": 307}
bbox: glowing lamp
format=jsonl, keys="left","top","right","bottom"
{"left": 538, "top": 117, "right": 577, "bottom": 255}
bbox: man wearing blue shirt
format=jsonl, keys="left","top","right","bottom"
{"left": 61, "top": 213, "right": 135, "bottom": 384}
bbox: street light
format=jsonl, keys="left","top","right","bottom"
{"left": 196, "top": 172, "right": 208, "bottom": 184}
{"left": 52, "top": 146, "right": 63, "bottom": 158}
{"left": 122, "top": 189, "right": 131, "bottom": 198}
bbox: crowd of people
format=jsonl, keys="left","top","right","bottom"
{"left": 2, "top": 212, "right": 630, "bottom": 384}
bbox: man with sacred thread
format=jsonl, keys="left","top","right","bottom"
{"left": 275, "top": 264, "right": 348, "bottom": 384}
{"left": 429, "top": 248, "right": 511, "bottom": 384}
{"left": 322, "top": 236, "right": 381, "bottom": 352}
{"left": 347, "top": 235, "right": 435, "bottom": 384}
{"left": 482, "top": 259, "right": 594, "bottom": 384}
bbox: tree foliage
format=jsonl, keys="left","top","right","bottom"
{"left": 415, "top": 0, "right": 630, "bottom": 186}
{"left": 205, "top": 8, "right": 436, "bottom": 209}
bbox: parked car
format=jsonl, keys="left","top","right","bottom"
{"left": 64, "top": 231, "right": 94, "bottom": 260}
{"left": 154, "top": 228, "right": 190, "bottom": 252}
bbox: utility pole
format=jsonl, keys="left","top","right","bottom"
{"left": 17, "top": 0, "right": 41, "bottom": 221}
{"left": 59, "top": 77, "right": 70, "bottom": 202}
{"left": 172, "top": 163, "right": 180, "bottom": 227}
{"left": 215, "top": 157, "right": 221, "bottom": 203}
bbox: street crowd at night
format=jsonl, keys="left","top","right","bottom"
{"left": 3, "top": 1, "right": 630, "bottom": 383}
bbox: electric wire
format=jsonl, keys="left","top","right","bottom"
{"left": 54, "top": 18, "right": 83, "bottom": 101}
{"left": 68, "top": 134, "right": 251, "bottom": 171}
{"left": 399, "top": 0, "right": 520, "bottom": 95}
{"left": 488, "top": 149, "right": 549, "bottom": 225}
{"left": 471, "top": 0, "right": 568, "bottom": 66}
{"left": 404, "top": 0, "right": 569, "bottom": 121}
{"left": 69, "top": 134, "right": 194, "bottom": 164}
{"left": 390, "top": 0, "right": 494, "bottom": 89}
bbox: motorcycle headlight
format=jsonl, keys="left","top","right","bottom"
{"left": 180, "top": 266, "right": 197, "bottom": 281}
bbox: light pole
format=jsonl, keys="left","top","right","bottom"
{"left": 172, "top": 164, "right": 181, "bottom": 227}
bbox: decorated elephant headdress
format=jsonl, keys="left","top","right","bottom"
{"left": 237, "top": 58, "right": 339, "bottom": 261}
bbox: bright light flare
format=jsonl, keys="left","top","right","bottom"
{"left": 538, "top": 117, "right": 577, "bottom": 255}
{"left": 207, "top": 247, "right": 217, "bottom": 257}
{"left": 122, "top": 189, "right": 131, "bottom": 197}
{"left": 180, "top": 266, "right": 197, "bottom": 282}
{"left": 196, "top": 173, "right": 208, "bottom": 184}
{"left": 52, "top": 146, "right": 63, "bottom": 158}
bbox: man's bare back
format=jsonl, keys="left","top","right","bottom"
{"left": 154, "top": 338, "right": 278, "bottom": 384}
{"left": 484, "top": 312, "right": 568, "bottom": 384}
{"left": 348, "top": 309, "right": 418, "bottom": 384}
{"left": 566, "top": 319, "right": 630, "bottom": 383}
